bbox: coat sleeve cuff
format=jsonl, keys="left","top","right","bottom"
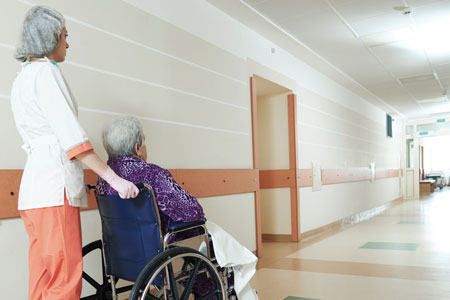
{"left": 67, "top": 142, "right": 93, "bottom": 160}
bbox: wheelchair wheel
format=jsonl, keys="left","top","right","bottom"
{"left": 81, "top": 240, "right": 132, "bottom": 300}
{"left": 129, "top": 246, "right": 225, "bottom": 300}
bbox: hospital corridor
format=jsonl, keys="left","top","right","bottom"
{"left": 251, "top": 188, "right": 450, "bottom": 300}
{"left": 3, "top": 0, "right": 450, "bottom": 299}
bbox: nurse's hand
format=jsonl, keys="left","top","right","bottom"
{"left": 101, "top": 167, "right": 139, "bottom": 198}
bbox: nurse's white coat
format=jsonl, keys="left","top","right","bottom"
{"left": 10, "top": 59, "right": 89, "bottom": 210}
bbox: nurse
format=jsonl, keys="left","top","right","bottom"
{"left": 10, "top": 6, "right": 139, "bottom": 300}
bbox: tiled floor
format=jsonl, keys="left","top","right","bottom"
{"left": 250, "top": 188, "right": 450, "bottom": 300}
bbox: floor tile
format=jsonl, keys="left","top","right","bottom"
{"left": 398, "top": 221, "right": 425, "bottom": 224}
{"left": 360, "top": 242, "right": 419, "bottom": 251}
{"left": 251, "top": 188, "right": 450, "bottom": 300}
{"left": 284, "top": 297, "right": 322, "bottom": 300}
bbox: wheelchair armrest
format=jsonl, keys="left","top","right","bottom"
{"left": 168, "top": 220, "right": 206, "bottom": 233}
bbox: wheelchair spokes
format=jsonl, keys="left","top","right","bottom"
{"left": 81, "top": 239, "right": 132, "bottom": 300}
{"left": 130, "top": 247, "right": 225, "bottom": 300}
{"left": 179, "top": 259, "right": 201, "bottom": 299}
{"left": 81, "top": 240, "right": 112, "bottom": 300}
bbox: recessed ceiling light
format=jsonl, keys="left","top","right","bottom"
{"left": 430, "top": 111, "right": 450, "bottom": 117}
{"left": 399, "top": 74, "right": 436, "bottom": 84}
{"left": 416, "top": 96, "right": 447, "bottom": 104}
{"left": 361, "top": 27, "right": 415, "bottom": 47}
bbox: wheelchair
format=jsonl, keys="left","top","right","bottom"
{"left": 81, "top": 183, "right": 235, "bottom": 300}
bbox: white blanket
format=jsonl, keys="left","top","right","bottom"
{"left": 205, "top": 221, "right": 259, "bottom": 300}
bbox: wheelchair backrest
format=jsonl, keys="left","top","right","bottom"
{"left": 96, "top": 184, "right": 163, "bottom": 282}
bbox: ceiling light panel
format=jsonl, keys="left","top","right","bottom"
{"left": 399, "top": 74, "right": 436, "bottom": 84}
{"left": 419, "top": 102, "right": 450, "bottom": 116}
{"left": 360, "top": 27, "right": 415, "bottom": 47}
{"left": 430, "top": 111, "right": 450, "bottom": 117}
{"left": 416, "top": 96, "right": 447, "bottom": 104}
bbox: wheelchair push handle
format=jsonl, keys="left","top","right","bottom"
{"left": 86, "top": 182, "right": 147, "bottom": 192}
{"left": 135, "top": 182, "right": 146, "bottom": 190}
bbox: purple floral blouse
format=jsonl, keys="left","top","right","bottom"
{"left": 96, "top": 156, "right": 205, "bottom": 236}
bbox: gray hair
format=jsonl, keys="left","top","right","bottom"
{"left": 102, "top": 116, "right": 144, "bottom": 159}
{"left": 14, "top": 6, "right": 65, "bottom": 62}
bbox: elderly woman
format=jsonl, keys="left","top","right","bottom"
{"left": 96, "top": 116, "right": 221, "bottom": 298}
{"left": 96, "top": 115, "right": 205, "bottom": 238}
{"left": 97, "top": 116, "right": 261, "bottom": 300}
{"left": 11, "top": 6, "right": 138, "bottom": 300}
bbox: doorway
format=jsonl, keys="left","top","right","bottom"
{"left": 421, "top": 135, "right": 450, "bottom": 196}
{"left": 250, "top": 75, "right": 299, "bottom": 256}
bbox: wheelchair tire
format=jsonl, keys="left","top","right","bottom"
{"left": 129, "top": 246, "right": 225, "bottom": 300}
{"left": 81, "top": 240, "right": 132, "bottom": 300}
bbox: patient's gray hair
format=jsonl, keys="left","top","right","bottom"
{"left": 102, "top": 115, "right": 143, "bottom": 159}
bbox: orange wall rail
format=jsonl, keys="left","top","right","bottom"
{"left": 0, "top": 169, "right": 259, "bottom": 220}
{"left": 0, "top": 167, "right": 401, "bottom": 220}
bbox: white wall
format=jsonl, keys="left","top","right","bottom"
{"left": 300, "top": 178, "right": 401, "bottom": 233}
{"left": 0, "top": 0, "right": 402, "bottom": 298}
{"left": 297, "top": 87, "right": 402, "bottom": 232}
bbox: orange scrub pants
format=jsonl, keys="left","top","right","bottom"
{"left": 20, "top": 197, "right": 83, "bottom": 300}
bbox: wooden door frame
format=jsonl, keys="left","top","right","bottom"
{"left": 288, "top": 94, "right": 300, "bottom": 242}
{"left": 250, "top": 77, "right": 262, "bottom": 257}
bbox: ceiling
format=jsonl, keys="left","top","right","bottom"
{"left": 207, "top": 0, "right": 450, "bottom": 121}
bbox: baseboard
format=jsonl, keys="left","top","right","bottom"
{"left": 262, "top": 234, "right": 292, "bottom": 242}
{"left": 301, "top": 197, "right": 403, "bottom": 241}
{"left": 300, "top": 220, "right": 341, "bottom": 241}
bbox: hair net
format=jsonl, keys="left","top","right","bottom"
{"left": 14, "top": 6, "right": 65, "bottom": 62}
